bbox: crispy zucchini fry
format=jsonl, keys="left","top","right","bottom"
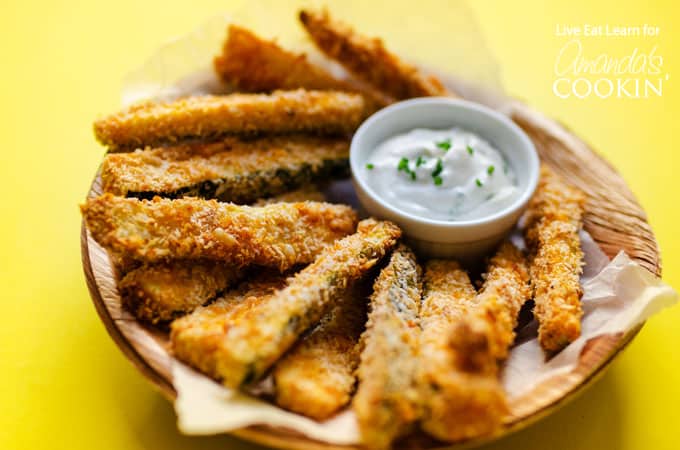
{"left": 476, "top": 241, "right": 531, "bottom": 361}
{"left": 418, "top": 260, "right": 507, "bottom": 442}
{"left": 182, "top": 219, "right": 399, "bottom": 388}
{"left": 215, "top": 25, "right": 346, "bottom": 91}
{"left": 171, "top": 273, "right": 288, "bottom": 382}
{"left": 101, "top": 136, "right": 348, "bottom": 202}
{"left": 353, "top": 245, "right": 422, "bottom": 449}
{"left": 119, "top": 261, "right": 242, "bottom": 324}
{"left": 115, "top": 180, "right": 323, "bottom": 323}
{"left": 273, "top": 282, "right": 367, "bottom": 420}
{"left": 215, "top": 25, "right": 392, "bottom": 110}
{"left": 299, "top": 9, "right": 452, "bottom": 100}
{"left": 524, "top": 166, "right": 586, "bottom": 352}
{"left": 93, "top": 90, "right": 365, "bottom": 150}
{"left": 81, "top": 194, "right": 358, "bottom": 270}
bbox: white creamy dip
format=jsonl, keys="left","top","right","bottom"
{"left": 362, "top": 128, "right": 519, "bottom": 221}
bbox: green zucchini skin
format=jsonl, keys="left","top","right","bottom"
{"left": 128, "top": 157, "right": 348, "bottom": 204}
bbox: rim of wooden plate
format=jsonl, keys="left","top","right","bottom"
{"left": 81, "top": 99, "right": 660, "bottom": 450}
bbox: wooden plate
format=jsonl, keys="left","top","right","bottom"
{"left": 81, "top": 97, "right": 660, "bottom": 449}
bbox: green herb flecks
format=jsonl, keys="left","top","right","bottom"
{"left": 431, "top": 159, "right": 443, "bottom": 177}
{"left": 398, "top": 157, "right": 409, "bottom": 171}
{"left": 430, "top": 158, "right": 444, "bottom": 186}
{"left": 487, "top": 165, "right": 495, "bottom": 175}
{"left": 467, "top": 145, "right": 475, "bottom": 156}
{"left": 436, "top": 138, "right": 451, "bottom": 151}
{"left": 397, "top": 157, "right": 417, "bottom": 181}
{"left": 416, "top": 155, "right": 426, "bottom": 167}
{"left": 366, "top": 163, "right": 374, "bottom": 170}
{"left": 476, "top": 178, "right": 483, "bottom": 187}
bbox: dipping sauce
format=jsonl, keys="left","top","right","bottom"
{"left": 362, "top": 128, "right": 519, "bottom": 221}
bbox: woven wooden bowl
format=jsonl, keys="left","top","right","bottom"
{"left": 81, "top": 94, "right": 660, "bottom": 449}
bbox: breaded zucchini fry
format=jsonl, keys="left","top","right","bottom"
{"left": 476, "top": 241, "right": 531, "bottom": 361}
{"left": 524, "top": 166, "right": 586, "bottom": 353}
{"left": 273, "top": 282, "right": 367, "bottom": 420}
{"left": 93, "top": 90, "right": 365, "bottom": 150}
{"left": 101, "top": 136, "right": 348, "bottom": 202}
{"left": 418, "top": 260, "right": 506, "bottom": 442}
{"left": 353, "top": 245, "right": 422, "bottom": 449}
{"left": 118, "top": 261, "right": 242, "bottom": 324}
{"left": 182, "top": 219, "right": 400, "bottom": 388}
{"left": 81, "top": 194, "right": 358, "bottom": 270}
{"left": 215, "top": 25, "right": 345, "bottom": 91}
{"left": 214, "top": 25, "right": 392, "bottom": 112}
{"left": 299, "top": 9, "right": 452, "bottom": 100}
{"left": 253, "top": 186, "right": 326, "bottom": 206}
{"left": 171, "top": 273, "right": 288, "bottom": 381}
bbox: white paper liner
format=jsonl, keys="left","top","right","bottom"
{"left": 115, "top": 3, "right": 678, "bottom": 444}
{"left": 502, "top": 233, "right": 677, "bottom": 396}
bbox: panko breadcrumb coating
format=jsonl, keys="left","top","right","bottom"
{"left": 214, "top": 25, "right": 392, "bottom": 112}
{"left": 119, "top": 261, "right": 242, "bottom": 324}
{"left": 299, "top": 9, "right": 452, "bottom": 100}
{"left": 101, "top": 135, "right": 348, "bottom": 202}
{"left": 180, "top": 219, "right": 400, "bottom": 388}
{"left": 418, "top": 260, "right": 507, "bottom": 442}
{"left": 352, "top": 245, "right": 422, "bottom": 450}
{"left": 81, "top": 194, "right": 358, "bottom": 270}
{"left": 273, "top": 282, "right": 367, "bottom": 420}
{"left": 171, "top": 273, "right": 288, "bottom": 381}
{"left": 524, "top": 165, "right": 586, "bottom": 353}
{"left": 93, "top": 89, "right": 365, "bottom": 150}
{"left": 475, "top": 242, "right": 531, "bottom": 361}
{"left": 115, "top": 186, "right": 325, "bottom": 324}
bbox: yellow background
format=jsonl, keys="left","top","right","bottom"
{"left": 1, "top": 1, "right": 678, "bottom": 449}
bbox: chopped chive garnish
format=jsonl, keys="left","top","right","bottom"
{"left": 397, "top": 157, "right": 409, "bottom": 171}
{"left": 397, "top": 157, "right": 416, "bottom": 181}
{"left": 476, "top": 178, "right": 483, "bottom": 187}
{"left": 416, "top": 155, "right": 426, "bottom": 167}
{"left": 433, "top": 175, "right": 443, "bottom": 186}
{"left": 487, "top": 165, "right": 495, "bottom": 175}
{"left": 431, "top": 158, "right": 443, "bottom": 177}
{"left": 366, "top": 163, "right": 374, "bottom": 170}
{"left": 467, "top": 145, "right": 475, "bottom": 155}
{"left": 436, "top": 138, "right": 451, "bottom": 151}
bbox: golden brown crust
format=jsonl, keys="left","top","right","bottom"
{"left": 299, "top": 9, "right": 452, "bottom": 100}
{"left": 273, "top": 283, "right": 367, "bottom": 420}
{"left": 187, "top": 219, "right": 400, "bottom": 388}
{"left": 418, "top": 260, "right": 507, "bottom": 442}
{"left": 171, "top": 273, "right": 288, "bottom": 381}
{"left": 101, "top": 135, "right": 348, "bottom": 201}
{"left": 476, "top": 242, "right": 531, "bottom": 361}
{"left": 119, "top": 261, "right": 242, "bottom": 324}
{"left": 215, "top": 25, "right": 344, "bottom": 91}
{"left": 214, "top": 25, "right": 393, "bottom": 114}
{"left": 352, "top": 245, "right": 422, "bottom": 449}
{"left": 81, "top": 194, "right": 358, "bottom": 270}
{"left": 93, "top": 90, "right": 365, "bottom": 150}
{"left": 525, "top": 165, "right": 586, "bottom": 352}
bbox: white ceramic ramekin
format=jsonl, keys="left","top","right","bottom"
{"left": 350, "top": 98, "right": 539, "bottom": 261}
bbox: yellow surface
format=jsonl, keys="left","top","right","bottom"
{"left": 0, "top": 1, "right": 678, "bottom": 449}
